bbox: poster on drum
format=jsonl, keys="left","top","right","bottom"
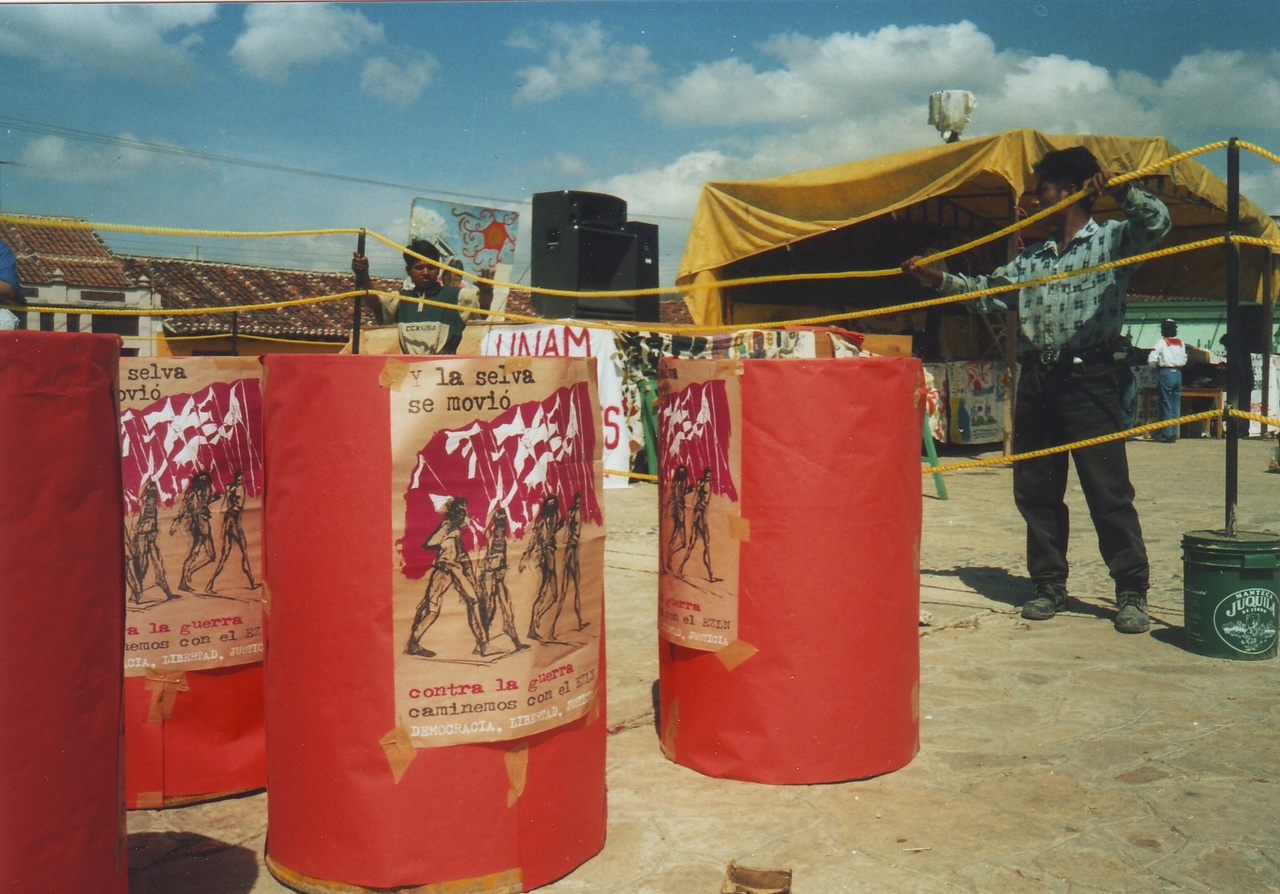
{"left": 656, "top": 358, "right": 742, "bottom": 651}
{"left": 388, "top": 356, "right": 604, "bottom": 747}
{"left": 118, "top": 357, "right": 265, "bottom": 675}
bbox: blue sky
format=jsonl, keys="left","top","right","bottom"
{"left": 1, "top": 0, "right": 1278, "bottom": 287}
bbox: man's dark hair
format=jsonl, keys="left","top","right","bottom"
{"left": 1034, "top": 146, "right": 1103, "bottom": 209}
{"left": 403, "top": 238, "right": 441, "bottom": 268}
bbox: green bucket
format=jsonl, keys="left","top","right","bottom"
{"left": 1181, "top": 530, "right": 1279, "bottom": 660}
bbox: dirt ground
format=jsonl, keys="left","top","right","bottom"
{"left": 127, "top": 437, "right": 1280, "bottom": 893}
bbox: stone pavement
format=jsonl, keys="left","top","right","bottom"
{"left": 128, "top": 438, "right": 1280, "bottom": 893}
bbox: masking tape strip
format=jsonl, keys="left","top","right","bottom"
{"left": 728, "top": 514, "right": 750, "bottom": 542}
{"left": 134, "top": 791, "right": 165, "bottom": 810}
{"left": 143, "top": 669, "right": 189, "bottom": 723}
{"left": 379, "top": 725, "right": 417, "bottom": 784}
{"left": 378, "top": 358, "right": 411, "bottom": 390}
{"left": 264, "top": 854, "right": 523, "bottom": 894}
{"left": 716, "top": 639, "right": 758, "bottom": 672}
{"left": 661, "top": 697, "right": 679, "bottom": 758}
{"left": 504, "top": 742, "right": 529, "bottom": 808}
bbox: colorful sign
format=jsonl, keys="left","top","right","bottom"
{"left": 118, "top": 358, "right": 264, "bottom": 675}
{"left": 656, "top": 359, "right": 742, "bottom": 651}
{"left": 388, "top": 357, "right": 604, "bottom": 747}
{"left": 410, "top": 198, "right": 520, "bottom": 314}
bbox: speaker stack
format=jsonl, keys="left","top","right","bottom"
{"left": 531, "top": 190, "right": 659, "bottom": 322}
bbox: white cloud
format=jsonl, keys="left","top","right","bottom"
{"left": 0, "top": 4, "right": 215, "bottom": 83}
{"left": 17, "top": 134, "right": 209, "bottom": 184}
{"left": 509, "top": 20, "right": 658, "bottom": 102}
{"left": 362, "top": 55, "right": 437, "bottom": 106}
{"left": 651, "top": 22, "right": 1003, "bottom": 127}
{"left": 231, "top": 4, "right": 383, "bottom": 85}
{"left": 1158, "top": 50, "right": 1280, "bottom": 129}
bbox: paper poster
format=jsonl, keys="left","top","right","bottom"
{"left": 947, "top": 360, "right": 1006, "bottom": 444}
{"left": 118, "top": 358, "right": 264, "bottom": 675}
{"left": 482, "top": 323, "right": 630, "bottom": 487}
{"left": 389, "top": 357, "right": 604, "bottom": 747}
{"left": 410, "top": 198, "right": 520, "bottom": 314}
{"left": 656, "top": 359, "right": 742, "bottom": 651}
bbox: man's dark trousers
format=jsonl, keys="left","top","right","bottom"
{"left": 1012, "top": 357, "right": 1150, "bottom": 594}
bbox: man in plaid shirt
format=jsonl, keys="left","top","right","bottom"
{"left": 904, "top": 146, "right": 1171, "bottom": 635}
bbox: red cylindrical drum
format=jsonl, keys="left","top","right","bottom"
{"left": 118, "top": 357, "right": 267, "bottom": 808}
{"left": 0, "top": 332, "right": 128, "bottom": 893}
{"left": 262, "top": 354, "right": 606, "bottom": 892}
{"left": 657, "top": 357, "right": 923, "bottom": 783}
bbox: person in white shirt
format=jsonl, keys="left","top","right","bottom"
{"left": 1148, "top": 319, "right": 1188, "bottom": 442}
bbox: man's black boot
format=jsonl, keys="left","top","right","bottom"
{"left": 1115, "top": 590, "right": 1150, "bottom": 634}
{"left": 1021, "top": 583, "right": 1068, "bottom": 621}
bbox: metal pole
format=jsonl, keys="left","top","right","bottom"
{"left": 352, "top": 230, "right": 367, "bottom": 355}
{"left": 1225, "top": 138, "right": 1240, "bottom": 536}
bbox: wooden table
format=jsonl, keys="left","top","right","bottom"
{"left": 1141, "top": 386, "right": 1224, "bottom": 438}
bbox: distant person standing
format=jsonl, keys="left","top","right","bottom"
{"left": 0, "top": 238, "right": 25, "bottom": 330}
{"left": 1148, "top": 319, "right": 1187, "bottom": 442}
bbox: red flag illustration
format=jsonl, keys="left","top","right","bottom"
{"left": 659, "top": 378, "right": 738, "bottom": 501}
{"left": 398, "top": 382, "right": 601, "bottom": 580}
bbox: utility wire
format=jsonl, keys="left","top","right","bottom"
{"left": 0, "top": 114, "right": 693, "bottom": 223}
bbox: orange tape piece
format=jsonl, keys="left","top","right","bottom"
{"left": 379, "top": 725, "right": 417, "bottom": 784}
{"left": 379, "top": 358, "right": 411, "bottom": 390}
{"left": 505, "top": 742, "right": 529, "bottom": 807}
{"left": 134, "top": 791, "right": 165, "bottom": 809}
{"left": 716, "top": 639, "right": 758, "bottom": 672}
{"left": 661, "top": 697, "right": 680, "bottom": 758}
{"left": 265, "top": 853, "right": 523, "bottom": 893}
{"left": 728, "top": 514, "right": 750, "bottom": 542}
{"left": 143, "top": 669, "right": 189, "bottom": 723}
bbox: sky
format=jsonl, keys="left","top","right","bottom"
{"left": 1, "top": 0, "right": 1278, "bottom": 288}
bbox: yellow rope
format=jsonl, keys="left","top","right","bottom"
{"left": 920, "top": 408, "right": 1280, "bottom": 475}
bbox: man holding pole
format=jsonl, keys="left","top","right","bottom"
{"left": 904, "top": 146, "right": 1171, "bottom": 634}
{"left": 352, "top": 239, "right": 492, "bottom": 354}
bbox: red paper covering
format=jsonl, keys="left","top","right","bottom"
{"left": 124, "top": 664, "right": 266, "bottom": 807}
{"left": 659, "top": 357, "right": 924, "bottom": 783}
{"left": 0, "top": 332, "right": 128, "bottom": 893}
{"left": 261, "top": 354, "right": 606, "bottom": 891}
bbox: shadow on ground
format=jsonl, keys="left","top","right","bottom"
{"left": 921, "top": 565, "right": 1025, "bottom": 606}
{"left": 129, "top": 832, "right": 258, "bottom": 894}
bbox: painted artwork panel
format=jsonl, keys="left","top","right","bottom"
{"left": 410, "top": 198, "right": 520, "bottom": 314}
{"left": 389, "top": 357, "right": 604, "bottom": 747}
{"left": 656, "top": 358, "right": 742, "bottom": 651}
{"left": 119, "top": 358, "right": 264, "bottom": 675}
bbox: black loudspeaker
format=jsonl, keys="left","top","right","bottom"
{"left": 625, "top": 221, "right": 660, "bottom": 323}
{"left": 532, "top": 191, "right": 658, "bottom": 321}
{"left": 1239, "top": 304, "right": 1264, "bottom": 354}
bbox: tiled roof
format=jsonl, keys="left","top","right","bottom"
{"left": 503, "top": 290, "right": 693, "bottom": 325}
{"left": 0, "top": 215, "right": 135, "bottom": 289}
{"left": 120, "top": 256, "right": 401, "bottom": 341}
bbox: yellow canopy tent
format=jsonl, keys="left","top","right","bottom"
{"left": 677, "top": 130, "right": 1280, "bottom": 328}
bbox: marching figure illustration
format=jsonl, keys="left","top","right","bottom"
{"left": 406, "top": 497, "right": 488, "bottom": 658}
{"left": 520, "top": 494, "right": 562, "bottom": 642}
{"left": 206, "top": 469, "right": 257, "bottom": 593}
{"left": 131, "top": 480, "right": 175, "bottom": 601}
{"left": 172, "top": 470, "right": 219, "bottom": 593}
{"left": 478, "top": 507, "right": 528, "bottom": 653}
{"left": 678, "top": 467, "right": 720, "bottom": 583}
{"left": 663, "top": 464, "right": 690, "bottom": 571}
{"left": 550, "top": 491, "right": 587, "bottom": 637}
